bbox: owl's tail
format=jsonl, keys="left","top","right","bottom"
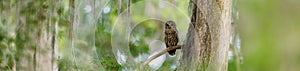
{"left": 168, "top": 49, "right": 176, "bottom": 56}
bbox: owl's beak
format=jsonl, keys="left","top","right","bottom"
{"left": 165, "top": 24, "right": 171, "bottom": 29}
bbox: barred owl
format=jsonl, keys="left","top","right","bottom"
{"left": 164, "top": 20, "right": 178, "bottom": 56}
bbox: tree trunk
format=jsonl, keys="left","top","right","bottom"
{"left": 14, "top": 0, "right": 58, "bottom": 71}
{"left": 178, "top": 0, "right": 231, "bottom": 71}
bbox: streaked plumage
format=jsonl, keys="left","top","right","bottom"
{"left": 164, "top": 20, "right": 178, "bottom": 56}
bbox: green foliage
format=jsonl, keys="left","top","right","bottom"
{"left": 157, "top": 60, "right": 173, "bottom": 71}
{"left": 129, "top": 39, "right": 149, "bottom": 57}
{"left": 100, "top": 55, "right": 122, "bottom": 71}
{"left": 228, "top": 58, "right": 237, "bottom": 71}
{"left": 0, "top": 26, "right": 6, "bottom": 41}
{"left": 128, "top": 21, "right": 159, "bottom": 57}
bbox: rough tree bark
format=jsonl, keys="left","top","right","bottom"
{"left": 178, "top": 0, "right": 231, "bottom": 71}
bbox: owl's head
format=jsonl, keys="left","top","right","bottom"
{"left": 165, "top": 20, "right": 176, "bottom": 29}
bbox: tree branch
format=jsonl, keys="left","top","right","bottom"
{"left": 143, "top": 45, "right": 181, "bottom": 65}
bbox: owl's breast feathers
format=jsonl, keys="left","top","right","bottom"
{"left": 164, "top": 29, "right": 178, "bottom": 47}
{"left": 164, "top": 29, "right": 177, "bottom": 34}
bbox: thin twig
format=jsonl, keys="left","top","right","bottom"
{"left": 143, "top": 45, "right": 182, "bottom": 65}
